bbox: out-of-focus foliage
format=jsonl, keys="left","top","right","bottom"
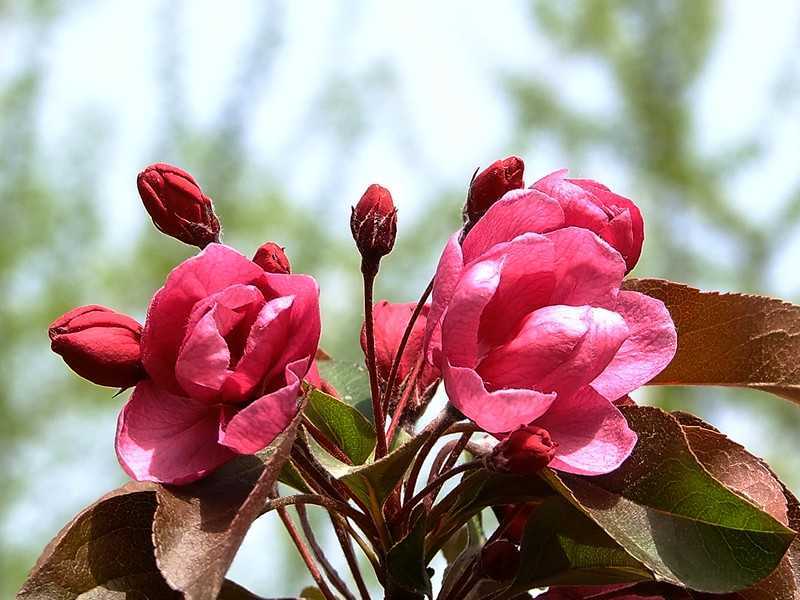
{"left": 1, "top": 0, "right": 799, "bottom": 597}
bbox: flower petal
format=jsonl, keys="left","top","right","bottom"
{"left": 174, "top": 307, "right": 232, "bottom": 401}
{"left": 476, "top": 233, "right": 555, "bottom": 348}
{"left": 115, "top": 380, "right": 235, "bottom": 485}
{"left": 441, "top": 258, "right": 502, "bottom": 368}
{"left": 546, "top": 227, "right": 626, "bottom": 309}
{"left": 443, "top": 361, "right": 556, "bottom": 434}
{"left": 220, "top": 358, "right": 307, "bottom": 454}
{"left": 258, "top": 272, "right": 322, "bottom": 382}
{"left": 424, "top": 233, "right": 464, "bottom": 358}
{"left": 591, "top": 290, "right": 677, "bottom": 401}
{"left": 142, "top": 244, "right": 266, "bottom": 394}
{"left": 537, "top": 385, "right": 637, "bottom": 475}
{"left": 220, "top": 295, "right": 294, "bottom": 402}
{"left": 461, "top": 188, "right": 564, "bottom": 262}
{"left": 478, "top": 305, "right": 629, "bottom": 399}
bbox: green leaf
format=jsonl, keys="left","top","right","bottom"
{"left": 676, "top": 413, "right": 800, "bottom": 600}
{"left": 152, "top": 404, "right": 305, "bottom": 600}
{"left": 624, "top": 278, "right": 800, "bottom": 403}
{"left": 316, "top": 358, "right": 373, "bottom": 418}
{"left": 279, "top": 460, "right": 312, "bottom": 493}
{"left": 511, "top": 496, "right": 652, "bottom": 591}
{"left": 387, "top": 508, "right": 432, "bottom": 598}
{"left": 542, "top": 406, "right": 795, "bottom": 594}
{"left": 429, "top": 470, "right": 552, "bottom": 557}
{"left": 305, "top": 387, "right": 376, "bottom": 465}
{"left": 338, "top": 433, "right": 428, "bottom": 508}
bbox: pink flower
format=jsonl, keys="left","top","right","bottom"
{"left": 425, "top": 174, "right": 676, "bottom": 475}
{"left": 360, "top": 301, "right": 441, "bottom": 419}
{"left": 115, "top": 243, "right": 320, "bottom": 484}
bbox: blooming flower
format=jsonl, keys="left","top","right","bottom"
{"left": 115, "top": 243, "right": 320, "bottom": 484}
{"left": 425, "top": 171, "right": 676, "bottom": 475}
{"left": 49, "top": 305, "right": 144, "bottom": 388}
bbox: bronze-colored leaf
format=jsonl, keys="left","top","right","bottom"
{"left": 153, "top": 404, "right": 305, "bottom": 600}
{"left": 17, "top": 481, "right": 177, "bottom": 600}
{"left": 624, "top": 278, "right": 800, "bottom": 402}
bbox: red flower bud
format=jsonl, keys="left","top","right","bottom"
{"left": 488, "top": 425, "right": 558, "bottom": 475}
{"left": 137, "top": 163, "right": 221, "bottom": 248}
{"left": 464, "top": 156, "right": 525, "bottom": 224}
{"left": 253, "top": 242, "right": 291, "bottom": 274}
{"left": 49, "top": 305, "right": 144, "bottom": 388}
{"left": 351, "top": 184, "right": 397, "bottom": 262}
{"left": 479, "top": 539, "right": 521, "bottom": 581}
{"left": 495, "top": 503, "right": 538, "bottom": 544}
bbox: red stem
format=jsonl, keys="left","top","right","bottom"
{"left": 362, "top": 260, "right": 389, "bottom": 458}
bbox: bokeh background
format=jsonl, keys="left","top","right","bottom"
{"left": 3, "top": 0, "right": 800, "bottom": 596}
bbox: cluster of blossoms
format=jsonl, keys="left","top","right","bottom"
{"left": 44, "top": 156, "right": 690, "bottom": 600}
{"left": 51, "top": 159, "right": 673, "bottom": 485}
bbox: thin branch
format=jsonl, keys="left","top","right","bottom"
{"left": 303, "top": 417, "right": 354, "bottom": 465}
{"left": 402, "top": 406, "right": 460, "bottom": 507}
{"left": 273, "top": 493, "right": 338, "bottom": 600}
{"left": 297, "top": 504, "right": 355, "bottom": 600}
{"left": 385, "top": 352, "right": 423, "bottom": 445}
{"left": 329, "top": 512, "right": 372, "bottom": 600}
{"left": 262, "top": 494, "right": 371, "bottom": 533}
{"left": 381, "top": 277, "right": 434, "bottom": 413}
{"left": 395, "top": 462, "right": 482, "bottom": 525}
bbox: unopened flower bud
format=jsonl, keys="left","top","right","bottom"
{"left": 488, "top": 425, "right": 558, "bottom": 475}
{"left": 351, "top": 184, "right": 397, "bottom": 263}
{"left": 137, "top": 163, "right": 221, "bottom": 248}
{"left": 495, "top": 503, "right": 538, "bottom": 544}
{"left": 479, "top": 540, "right": 520, "bottom": 581}
{"left": 253, "top": 241, "right": 291, "bottom": 274}
{"left": 49, "top": 305, "right": 144, "bottom": 388}
{"left": 464, "top": 156, "right": 525, "bottom": 224}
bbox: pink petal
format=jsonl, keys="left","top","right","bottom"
{"left": 441, "top": 259, "right": 502, "bottom": 368}
{"left": 533, "top": 170, "right": 610, "bottom": 233}
{"left": 476, "top": 233, "right": 555, "bottom": 348}
{"left": 572, "top": 178, "right": 644, "bottom": 271}
{"left": 220, "top": 295, "right": 294, "bottom": 402}
{"left": 115, "top": 380, "right": 235, "bottom": 485}
{"left": 546, "top": 227, "right": 626, "bottom": 309}
{"left": 175, "top": 307, "right": 232, "bottom": 401}
{"left": 443, "top": 361, "right": 556, "bottom": 434}
{"left": 424, "top": 233, "right": 464, "bottom": 358}
{"left": 537, "top": 386, "right": 637, "bottom": 475}
{"left": 479, "top": 305, "right": 628, "bottom": 400}
{"left": 258, "top": 272, "right": 321, "bottom": 381}
{"left": 142, "top": 244, "right": 266, "bottom": 394}
{"left": 461, "top": 188, "right": 564, "bottom": 262}
{"left": 590, "top": 291, "right": 677, "bottom": 401}
{"left": 220, "top": 358, "right": 307, "bottom": 454}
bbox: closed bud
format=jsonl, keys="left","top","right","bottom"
{"left": 479, "top": 540, "right": 520, "bottom": 581}
{"left": 488, "top": 425, "right": 558, "bottom": 475}
{"left": 49, "top": 305, "right": 144, "bottom": 388}
{"left": 464, "top": 156, "right": 525, "bottom": 224}
{"left": 253, "top": 241, "right": 291, "bottom": 274}
{"left": 351, "top": 184, "right": 397, "bottom": 262}
{"left": 137, "top": 163, "right": 221, "bottom": 248}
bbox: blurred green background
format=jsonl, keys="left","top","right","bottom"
{"left": 2, "top": 0, "right": 800, "bottom": 596}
